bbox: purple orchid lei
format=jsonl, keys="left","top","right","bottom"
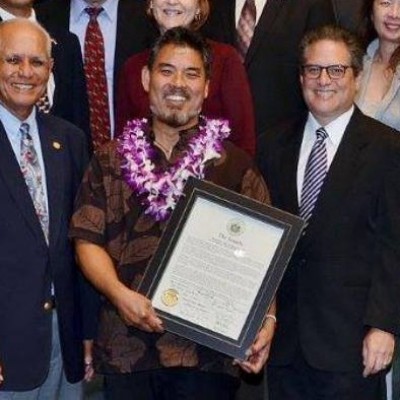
{"left": 117, "top": 116, "right": 231, "bottom": 221}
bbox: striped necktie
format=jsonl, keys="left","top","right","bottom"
{"left": 299, "top": 127, "right": 328, "bottom": 221}
{"left": 20, "top": 123, "right": 49, "bottom": 244}
{"left": 237, "top": 0, "right": 256, "bottom": 61}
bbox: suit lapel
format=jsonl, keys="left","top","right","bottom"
{"left": 276, "top": 118, "right": 305, "bottom": 215}
{"left": 304, "top": 109, "right": 371, "bottom": 241}
{"left": 245, "top": 0, "right": 284, "bottom": 66}
{"left": 37, "top": 114, "right": 65, "bottom": 247}
{"left": 0, "top": 122, "right": 46, "bottom": 242}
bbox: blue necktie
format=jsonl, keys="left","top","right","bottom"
{"left": 300, "top": 127, "right": 328, "bottom": 221}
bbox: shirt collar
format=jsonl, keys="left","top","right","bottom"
{"left": 70, "top": 0, "right": 118, "bottom": 24}
{"left": 366, "top": 38, "right": 379, "bottom": 60}
{"left": 0, "top": 103, "right": 36, "bottom": 138}
{"left": 0, "top": 6, "right": 36, "bottom": 21}
{"left": 149, "top": 119, "right": 201, "bottom": 163}
{"left": 307, "top": 105, "right": 354, "bottom": 147}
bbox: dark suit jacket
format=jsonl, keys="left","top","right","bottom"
{"left": 35, "top": 0, "right": 158, "bottom": 112}
{"left": 45, "top": 27, "right": 91, "bottom": 151}
{"left": 332, "top": 0, "right": 364, "bottom": 33}
{"left": 202, "top": 0, "right": 335, "bottom": 136}
{"left": 0, "top": 13, "right": 92, "bottom": 152}
{"left": 257, "top": 108, "right": 400, "bottom": 371}
{"left": 0, "top": 113, "right": 89, "bottom": 390}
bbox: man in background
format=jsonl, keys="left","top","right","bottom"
{"left": 35, "top": 0, "right": 157, "bottom": 146}
{"left": 202, "top": 0, "right": 335, "bottom": 137}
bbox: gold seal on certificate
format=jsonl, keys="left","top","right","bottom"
{"left": 161, "top": 289, "right": 179, "bottom": 307}
{"left": 227, "top": 218, "right": 245, "bottom": 236}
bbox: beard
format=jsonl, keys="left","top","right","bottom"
{"left": 153, "top": 108, "right": 200, "bottom": 128}
{"left": 150, "top": 84, "right": 202, "bottom": 128}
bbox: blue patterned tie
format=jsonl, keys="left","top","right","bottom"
{"left": 20, "top": 123, "right": 49, "bottom": 244}
{"left": 300, "top": 127, "right": 328, "bottom": 221}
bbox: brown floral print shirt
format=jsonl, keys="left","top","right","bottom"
{"left": 70, "top": 130, "right": 270, "bottom": 375}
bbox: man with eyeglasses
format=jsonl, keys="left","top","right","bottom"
{"left": 257, "top": 25, "right": 400, "bottom": 399}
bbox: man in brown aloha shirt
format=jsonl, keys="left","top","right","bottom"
{"left": 70, "top": 27, "right": 275, "bottom": 400}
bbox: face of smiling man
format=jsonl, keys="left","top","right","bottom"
{"left": 0, "top": 21, "right": 53, "bottom": 120}
{"left": 142, "top": 43, "right": 209, "bottom": 131}
{"left": 300, "top": 39, "right": 360, "bottom": 126}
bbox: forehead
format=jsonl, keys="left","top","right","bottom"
{"left": 303, "top": 39, "right": 351, "bottom": 64}
{"left": 0, "top": 26, "right": 48, "bottom": 57}
{"left": 153, "top": 44, "right": 205, "bottom": 70}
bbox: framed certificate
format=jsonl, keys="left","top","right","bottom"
{"left": 139, "top": 177, "right": 305, "bottom": 360}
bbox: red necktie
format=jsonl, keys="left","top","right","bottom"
{"left": 84, "top": 7, "right": 111, "bottom": 151}
{"left": 237, "top": 0, "right": 257, "bottom": 61}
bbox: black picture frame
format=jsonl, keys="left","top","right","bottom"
{"left": 139, "top": 177, "right": 305, "bottom": 360}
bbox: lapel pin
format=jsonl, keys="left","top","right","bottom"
{"left": 52, "top": 141, "right": 62, "bottom": 150}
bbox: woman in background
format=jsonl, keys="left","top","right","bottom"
{"left": 116, "top": 0, "right": 256, "bottom": 156}
{"left": 356, "top": 0, "right": 400, "bottom": 131}
{"left": 356, "top": 1, "right": 400, "bottom": 399}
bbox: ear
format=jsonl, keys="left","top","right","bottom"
{"left": 299, "top": 73, "right": 304, "bottom": 87}
{"left": 141, "top": 66, "right": 150, "bottom": 93}
{"left": 204, "top": 79, "right": 209, "bottom": 99}
{"left": 355, "top": 70, "right": 363, "bottom": 92}
{"left": 49, "top": 57, "right": 54, "bottom": 73}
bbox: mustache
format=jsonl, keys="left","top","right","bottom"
{"left": 162, "top": 85, "right": 191, "bottom": 100}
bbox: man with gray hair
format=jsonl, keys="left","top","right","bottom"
{"left": 0, "top": 19, "right": 90, "bottom": 400}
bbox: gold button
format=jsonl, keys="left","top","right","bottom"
{"left": 43, "top": 301, "right": 52, "bottom": 311}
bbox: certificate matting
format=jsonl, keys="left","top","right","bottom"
{"left": 139, "top": 177, "right": 305, "bottom": 360}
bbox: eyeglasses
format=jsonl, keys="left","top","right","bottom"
{"left": 301, "top": 64, "right": 353, "bottom": 80}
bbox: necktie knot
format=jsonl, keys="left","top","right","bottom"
{"left": 316, "top": 127, "right": 328, "bottom": 141}
{"left": 20, "top": 123, "right": 30, "bottom": 140}
{"left": 85, "top": 7, "right": 103, "bottom": 21}
{"left": 244, "top": 0, "right": 256, "bottom": 15}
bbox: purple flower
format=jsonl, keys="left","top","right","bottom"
{"left": 117, "top": 117, "right": 231, "bottom": 221}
